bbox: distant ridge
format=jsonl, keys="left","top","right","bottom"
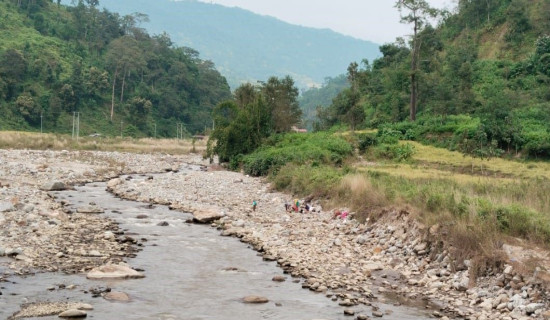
{"left": 88, "top": 0, "right": 381, "bottom": 88}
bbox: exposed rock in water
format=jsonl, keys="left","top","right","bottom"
{"left": 76, "top": 205, "right": 104, "bottom": 214}
{"left": 104, "top": 291, "right": 130, "bottom": 302}
{"left": 86, "top": 263, "right": 145, "bottom": 280}
{"left": 272, "top": 275, "right": 286, "bottom": 282}
{"left": 58, "top": 309, "right": 87, "bottom": 318}
{"left": 242, "top": 295, "right": 269, "bottom": 304}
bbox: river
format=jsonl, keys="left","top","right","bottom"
{"left": 1, "top": 173, "right": 432, "bottom": 319}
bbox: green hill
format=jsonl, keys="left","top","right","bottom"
{"left": 0, "top": 0, "right": 231, "bottom": 136}
{"left": 78, "top": 0, "right": 381, "bottom": 89}
{"left": 319, "top": 0, "right": 550, "bottom": 159}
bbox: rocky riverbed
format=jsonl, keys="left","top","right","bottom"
{"left": 0, "top": 150, "right": 199, "bottom": 284}
{"left": 1, "top": 148, "right": 549, "bottom": 319}
{"left": 109, "top": 165, "right": 550, "bottom": 320}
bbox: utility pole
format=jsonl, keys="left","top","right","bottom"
{"left": 72, "top": 112, "right": 76, "bottom": 139}
{"left": 153, "top": 123, "right": 157, "bottom": 139}
{"left": 40, "top": 111, "right": 43, "bottom": 134}
{"left": 76, "top": 112, "right": 80, "bottom": 141}
{"left": 120, "top": 120, "right": 123, "bottom": 139}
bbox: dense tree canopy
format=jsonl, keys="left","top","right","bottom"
{"left": 316, "top": 0, "right": 550, "bottom": 159}
{"left": 0, "top": 0, "right": 231, "bottom": 136}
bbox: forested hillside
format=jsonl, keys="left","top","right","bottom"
{"left": 297, "top": 75, "right": 349, "bottom": 130}
{"left": 81, "top": 0, "right": 380, "bottom": 89}
{"left": 319, "top": 0, "right": 550, "bottom": 159}
{"left": 0, "top": 0, "right": 230, "bottom": 136}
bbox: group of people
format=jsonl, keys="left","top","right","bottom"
{"left": 251, "top": 199, "right": 348, "bottom": 221}
{"left": 284, "top": 199, "right": 314, "bottom": 213}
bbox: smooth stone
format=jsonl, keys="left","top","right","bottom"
{"left": 77, "top": 304, "right": 93, "bottom": 310}
{"left": 58, "top": 309, "right": 87, "bottom": 318}
{"left": 192, "top": 209, "right": 225, "bottom": 223}
{"left": 41, "top": 181, "right": 67, "bottom": 191}
{"left": 104, "top": 291, "right": 130, "bottom": 302}
{"left": 372, "top": 310, "right": 384, "bottom": 317}
{"left": 272, "top": 275, "right": 286, "bottom": 282}
{"left": 86, "top": 264, "right": 145, "bottom": 280}
{"left": 243, "top": 295, "right": 269, "bottom": 304}
{"left": 344, "top": 309, "right": 355, "bottom": 316}
{"left": 157, "top": 221, "right": 169, "bottom": 226}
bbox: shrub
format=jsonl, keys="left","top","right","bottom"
{"left": 374, "top": 143, "right": 415, "bottom": 161}
{"left": 241, "top": 132, "right": 353, "bottom": 176}
{"left": 357, "top": 132, "right": 378, "bottom": 152}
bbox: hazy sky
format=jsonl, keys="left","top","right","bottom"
{"left": 196, "top": 0, "right": 456, "bottom": 44}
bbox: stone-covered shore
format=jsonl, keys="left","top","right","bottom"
{"left": 1, "top": 149, "right": 549, "bottom": 319}
{"left": 110, "top": 164, "right": 550, "bottom": 320}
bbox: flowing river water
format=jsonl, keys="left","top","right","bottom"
{"left": 1, "top": 171, "right": 433, "bottom": 320}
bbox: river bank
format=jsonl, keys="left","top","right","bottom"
{"left": 0, "top": 149, "right": 200, "bottom": 277}
{"left": 109, "top": 163, "right": 550, "bottom": 320}
{"left": 1, "top": 148, "right": 549, "bottom": 319}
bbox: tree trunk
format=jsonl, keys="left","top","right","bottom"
{"left": 410, "top": 20, "right": 418, "bottom": 121}
{"left": 120, "top": 68, "right": 126, "bottom": 103}
{"left": 111, "top": 67, "right": 118, "bottom": 121}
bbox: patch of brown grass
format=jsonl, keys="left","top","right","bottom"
{"left": 0, "top": 131, "right": 206, "bottom": 155}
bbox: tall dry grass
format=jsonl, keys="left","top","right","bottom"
{"left": 0, "top": 131, "right": 207, "bottom": 155}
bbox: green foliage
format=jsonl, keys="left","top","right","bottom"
{"left": 270, "top": 164, "right": 344, "bottom": 197}
{"left": 298, "top": 75, "right": 349, "bottom": 130}
{"left": 207, "top": 78, "right": 303, "bottom": 164}
{"left": 318, "top": 0, "right": 550, "bottom": 160}
{"left": 357, "top": 132, "right": 378, "bottom": 152}
{"left": 0, "top": 0, "right": 231, "bottom": 135}
{"left": 373, "top": 143, "right": 416, "bottom": 162}
{"left": 241, "top": 132, "right": 353, "bottom": 176}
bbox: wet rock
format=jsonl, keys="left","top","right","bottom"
{"left": 104, "top": 291, "right": 130, "bottom": 302}
{"left": 356, "top": 315, "right": 369, "bottom": 320}
{"left": 372, "top": 310, "right": 384, "bottom": 317}
{"left": 272, "top": 275, "right": 286, "bottom": 282}
{"left": 41, "top": 181, "right": 67, "bottom": 191}
{"left": 77, "top": 304, "right": 93, "bottom": 311}
{"left": 76, "top": 205, "right": 104, "bottom": 214}
{"left": 86, "top": 263, "right": 145, "bottom": 280}
{"left": 243, "top": 296, "right": 269, "bottom": 304}
{"left": 136, "top": 214, "right": 148, "bottom": 219}
{"left": 58, "top": 309, "right": 87, "bottom": 318}
{"left": 157, "top": 221, "right": 169, "bottom": 226}
{"left": 344, "top": 309, "right": 355, "bottom": 316}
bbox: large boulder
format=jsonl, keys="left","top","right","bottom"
{"left": 86, "top": 264, "right": 144, "bottom": 280}
{"left": 41, "top": 181, "right": 67, "bottom": 191}
{"left": 192, "top": 209, "right": 225, "bottom": 224}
